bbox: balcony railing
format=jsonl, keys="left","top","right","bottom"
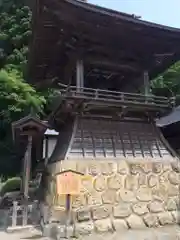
{"left": 59, "top": 86, "right": 174, "bottom": 110}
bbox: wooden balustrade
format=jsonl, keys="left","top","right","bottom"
{"left": 59, "top": 86, "right": 174, "bottom": 109}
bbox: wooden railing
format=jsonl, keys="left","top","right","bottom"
{"left": 59, "top": 86, "right": 174, "bottom": 109}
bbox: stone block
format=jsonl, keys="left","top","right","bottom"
{"left": 117, "top": 160, "right": 129, "bottom": 175}
{"left": 173, "top": 196, "right": 179, "bottom": 206}
{"left": 148, "top": 174, "right": 158, "bottom": 188}
{"left": 168, "top": 171, "right": 180, "bottom": 185}
{"left": 171, "top": 161, "right": 180, "bottom": 173}
{"left": 148, "top": 200, "right": 164, "bottom": 213}
{"left": 171, "top": 211, "right": 180, "bottom": 223}
{"left": 61, "top": 161, "right": 77, "bottom": 172}
{"left": 81, "top": 177, "right": 93, "bottom": 193}
{"left": 87, "top": 191, "right": 102, "bottom": 205}
{"left": 152, "top": 163, "right": 162, "bottom": 173}
{"left": 107, "top": 174, "right": 123, "bottom": 190}
{"left": 112, "top": 219, "right": 128, "bottom": 231}
{"left": 138, "top": 173, "right": 147, "bottom": 186}
{"left": 51, "top": 195, "right": 67, "bottom": 208}
{"left": 163, "top": 163, "right": 172, "bottom": 172}
{"left": 94, "top": 219, "right": 113, "bottom": 233}
{"left": 152, "top": 184, "right": 168, "bottom": 201}
{"left": 102, "top": 189, "right": 117, "bottom": 204}
{"left": 75, "top": 221, "right": 94, "bottom": 236}
{"left": 50, "top": 208, "right": 66, "bottom": 224}
{"left": 92, "top": 205, "right": 111, "bottom": 220}
{"left": 129, "top": 162, "right": 152, "bottom": 174}
{"left": 129, "top": 164, "right": 142, "bottom": 175}
{"left": 166, "top": 199, "right": 177, "bottom": 211}
{"left": 113, "top": 203, "right": 132, "bottom": 218}
{"left": 136, "top": 186, "right": 152, "bottom": 202}
{"left": 158, "top": 212, "right": 174, "bottom": 225}
{"left": 88, "top": 162, "right": 101, "bottom": 176}
{"left": 119, "top": 189, "right": 137, "bottom": 202}
{"left": 141, "top": 162, "right": 152, "bottom": 173}
{"left": 159, "top": 171, "right": 169, "bottom": 185}
{"left": 77, "top": 208, "right": 91, "bottom": 222}
{"left": 101, "top": 162, "right": 115, "bottom": 175}
{"left": 125, "top": 175, "right": 139, "bottom": 190}
{"left": 143, "top": 213, "right": 159, "bottom": 228}
{"left": 132, "top": 202, "right": 149, "bottom": 216}
{"left": 76, "top": 162, "right": 87, "bottom": 174}
{"left": 126, "top": 214, "right": 146, "bottom": 229}
{"left": 168, "top": 184, "right": 179, "bottom": 196}
{"left": 94, "top": 176, "right": 106, "bottom": 192}
{"left": 71, "top": 195, "right": 87, "bottom": 208}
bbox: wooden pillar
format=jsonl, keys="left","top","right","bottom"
{"left": 143, "top": 70, "right": 150, "bottom": 96}
{"left": 76, "top": 60, "right": 84, "bottom": 92}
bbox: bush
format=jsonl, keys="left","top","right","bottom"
{"left": 0, "top": 177, "right": 21, "bottom": 196}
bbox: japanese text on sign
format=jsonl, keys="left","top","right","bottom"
{"left": 56, "top": 171, "right": 81, "bottom": 195}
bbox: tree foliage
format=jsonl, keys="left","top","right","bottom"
{"left": 0, "top": 1, "right": 31, "bottom": 70}
{"left": 0, "top": 1, "right": 48, "bottom": 176}
{"left": 0, "top": 68, "right": 45, "bottom": 123}
{"left": 151, "top": 62, "right": 180, "bottom": 99}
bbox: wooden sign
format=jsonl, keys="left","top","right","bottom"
{"left": 56, "top": 171, "right": 82, "bottom": 195}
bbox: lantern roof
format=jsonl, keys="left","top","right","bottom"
{"left": 12, "top": 115, "right": 48, "bottom": 141}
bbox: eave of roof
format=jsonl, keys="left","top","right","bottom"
{"left": 68, "top": 0, "right": 180, "bottom": 33}
{"left": 156, "top": 106, "right": 180, "bottom": 127}
{"left": 28, "top": 0, "right": 180, "bottom": 89}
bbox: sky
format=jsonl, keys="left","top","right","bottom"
{"left": 88, "top": 0, "right": 180, "bottom": 28}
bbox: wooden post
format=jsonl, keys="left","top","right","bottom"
{"left": 143, "top": 70, "right": 150, "bottom": 97}
{"left": 22, "top": 135, "right": 32, "bottom": 226}
{"left": 76, "top": 60, "right": 84, "bottom": 92}
{"left": 65, "top": 194, "right": 71, "bottom": 238}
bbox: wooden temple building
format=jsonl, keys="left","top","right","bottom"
{"left": 28, "top": 0, "right": 180, "bottom": 236}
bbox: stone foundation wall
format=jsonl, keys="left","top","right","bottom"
{"left": 45, "top": 160, "right": 180, "bottom": 236}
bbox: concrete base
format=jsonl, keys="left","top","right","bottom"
{"left": 2, "top": 225, "right": 180, "bottom": 240}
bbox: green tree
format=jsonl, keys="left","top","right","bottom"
{"left": 0, "top": 1, "right": 49, "bottom": 176}
{"left": 0, "top": 68, "right": 45, "bottom": 123}
{"left": 0, "top": 67, "right": 46, "bottom": 176}
{"left": 151, "top": 62, "right": 180, "bottom": 100}
{"left": 0, "top": 1, "right": 31, "bottom": 69}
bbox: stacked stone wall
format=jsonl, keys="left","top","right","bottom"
{"left": 46, "top": 160, "right": 180, "bottom": 236}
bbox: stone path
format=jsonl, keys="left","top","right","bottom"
{"left": 1, "top": 225, "right": 180, "bottom": 240}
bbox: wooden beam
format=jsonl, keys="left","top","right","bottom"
{"left": 87, "top": 58, "right": 140, "bottom": 72}
{"left": 84, "top": 44, "right": 140, "bottom": 60}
